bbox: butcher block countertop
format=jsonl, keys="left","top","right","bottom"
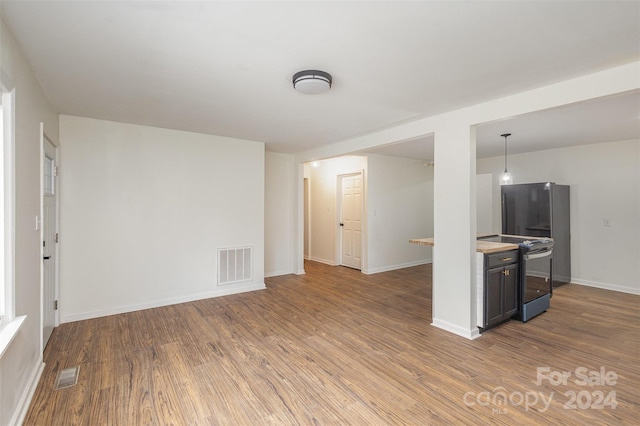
{"left": 409, "top": 237, "right": 519, "bottom": 254}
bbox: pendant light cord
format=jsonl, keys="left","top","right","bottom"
{"left": 504, "top": 136, "right": 508, "bottom": 172}
{"left": 501, "top": 133, "right": 511, "bottom": 173}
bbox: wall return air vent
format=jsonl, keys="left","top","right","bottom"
{"left": 218, "top": 246, "right": 252, "bottom": 285}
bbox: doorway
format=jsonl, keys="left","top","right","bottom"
{"left": 303, "top": 156, "right": 367, "bottom": 271}
{"left": 41, "top": 125, "right": 58, "bottom": 350}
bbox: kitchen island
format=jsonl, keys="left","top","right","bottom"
{"left": 410, "top": 236, "right": 522, "bottom": 331}
{"left": 409, "top": 237, "right": 519, "bottom": 254}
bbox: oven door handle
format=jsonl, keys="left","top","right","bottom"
{"left": 524, "top": 250, "right": 553, "bottom": 260}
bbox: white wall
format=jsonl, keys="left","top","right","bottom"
{"left": 308, "top": 156, "right": 367, "bottom": 266}
{"left": 366, "top": 154, "right": 433, "bottom": 273}
{"left": 432, "top": 121, "right": 479, "bottom": 339}
{"left": 476, "top": 173, "right": 493, "bottom": 234}
{"left": 264, "top": 152, "right": 295, "bottom": 277}
{"left": 477, "top": 138, "right": 640, "bottom": 294}
{"left": 0, "top": 17, "right": 59, "bottom": 425}
{"left": 58, "top": 116, "right": 265, "bottom": 322}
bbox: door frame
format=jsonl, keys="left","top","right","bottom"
{"left": 40, "top": 123, "right": 59, "bottom": 352}
{"left": 336, "top": 170, "right": 365, "bottom": 269}
{"left": 303, "top": 177, "right": 311, "bottom": 260}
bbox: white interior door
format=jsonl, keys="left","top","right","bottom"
{"left": 339, "top": 173, "right": 363, "bottom": 270}
{"left": 42, "top": 129, "right": 57, "bottom": 349}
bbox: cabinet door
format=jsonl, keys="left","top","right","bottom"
{"left": 503, "top": 263, "right": 519, "bottom": 318}
{"left": 485, "top": 268, "right": 504, "bottom": 328}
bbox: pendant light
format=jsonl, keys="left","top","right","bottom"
{"left": 500, "top": 133, "right": 513, "bottom": 185}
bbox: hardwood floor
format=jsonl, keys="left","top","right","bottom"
{"left": 25, "top": 261, "right": 639, "bottom": 425}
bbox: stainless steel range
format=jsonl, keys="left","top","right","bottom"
{"left": 478, "top": 235, "right": 554, "bottom": 322}
{"left": 518, "top": 237, "right": 554, "bottom": 321}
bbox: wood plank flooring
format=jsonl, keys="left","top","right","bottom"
{"left": 25, "top": 261, "right": 639, "bottom": 425}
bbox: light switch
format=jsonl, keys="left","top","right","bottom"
{"left": 603, "top": 218, "right": 611, "bottom": 227}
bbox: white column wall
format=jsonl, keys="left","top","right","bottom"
{"left": 265, "top": 152, "right": 295, "bottom": 277}
{"left": 58, "top": 116, "right": 266, "bottom": 322}
{"left": 432, "top": 121, "right": 479, "bottom": 339}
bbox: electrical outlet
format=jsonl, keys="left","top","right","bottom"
{"left": 603, "top": 218, "right": 611, "bottom": 227}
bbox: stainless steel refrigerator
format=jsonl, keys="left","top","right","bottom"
{"left": 501, "top": 182, "right": 571, "bottom": 287}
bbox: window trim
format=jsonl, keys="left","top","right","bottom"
{"left": 0, "top": 316, "right": 25, "bottom": 359}
{"left": 1, "top": 74, "right": 16, "bottom": 335}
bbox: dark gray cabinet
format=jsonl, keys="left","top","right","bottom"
{"left": 483, "top": 250, "right": 519, "bottom": 329}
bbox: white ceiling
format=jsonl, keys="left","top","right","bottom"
{"left": 2, "top": 1, "right": 639, "bottom": 157}
{"left": 365, "top": 90, "right": 640, "bottom": 160}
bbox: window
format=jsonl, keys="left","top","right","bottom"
{"left": 43, "top": 155, "right": 54, "bottom": 195}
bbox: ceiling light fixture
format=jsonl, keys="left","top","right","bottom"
{"left": 293, "top": 70, "right": 332, "bottom": 95}
{"left": 500, "top": 133, "right": 513, "bottom": 185}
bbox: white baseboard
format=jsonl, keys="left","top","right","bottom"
{"left": 267, "top": 260, "right": 305, "bottom": 275}
{"left": 12, "top": 357, "right": 45, "bottom": 426}
{"left": 60, "top": 281, "right": 266, "bottom": 323}
{"left": 264, "top": 269, "right": 296, "bottom": 278}
{"left": 431, "top": 318, "right": 481, "bottom": 340}
{"left": 308, "top": 257, "right": 336, "bottom": 266}
{"left": 571, "top": 278, "right": 640, "bottom": 295}
{"left": 362, "top": 259, "right": 432, "bottom": 275}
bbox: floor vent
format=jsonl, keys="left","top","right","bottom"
{"left": 54, "top": 366, "right": 79, "bottom": 390}
{"left": 218, "top": 246, "right": 252, "bottom": 285}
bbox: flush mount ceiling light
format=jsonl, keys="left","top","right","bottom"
{"left": 500, "top": 133, "right": 513, "bottom": 186}
{"left": 292, "top": 70, "right": 332, "bottom": 95}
